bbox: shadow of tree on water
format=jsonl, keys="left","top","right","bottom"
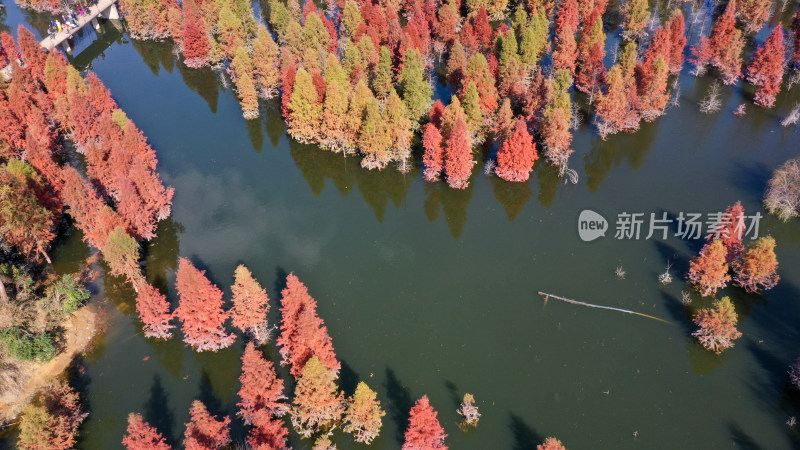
{"left": 384, "top": 367, "right": 413, "bottom": 445}
{"left": 509, "top": 413, "right": 542, "bottom": 450}
{"left": 144, "top": 373, "right": 176, "bottom": 447}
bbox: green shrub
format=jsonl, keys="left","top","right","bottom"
{"left": 48, "top": 274, "right": 90, "bottom": 315}
{"left": 0, "top": 328, "right": 57, "bottom": 361}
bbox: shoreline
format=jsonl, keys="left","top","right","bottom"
{"left": 0, "top": 300, "right": 104, "bottom": 425}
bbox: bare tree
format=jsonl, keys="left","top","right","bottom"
{"left": 764, "top": 158, "right": 800, "bottom": 221}
{"left": 699, "top": 82, "right": 722, "bottom": 114}
{"left": 781, "top": 104, "right": 800, "bottom": 127}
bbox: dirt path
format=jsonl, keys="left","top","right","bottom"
{"left": 0, "top": 302, "right": 103, "bottom": 423}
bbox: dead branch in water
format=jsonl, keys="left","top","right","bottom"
{"left": 538, "top": 292, "right": 671, "bottom": 324}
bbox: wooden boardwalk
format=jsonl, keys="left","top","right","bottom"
{"left": 40, "top": 0, "right": 119, "bottom": 52}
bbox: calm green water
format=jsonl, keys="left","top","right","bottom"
{"left": 4, "top": 2, "right": 800, "bottom": 448}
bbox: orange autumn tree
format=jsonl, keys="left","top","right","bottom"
{"left": 230, "top": 264, "right": 271, "bottom": 344}
{"left": 746, "top": 26, "right": 786, "bottom": 108}
{"left": 277, "top": 273, "right": 341, "bottom": 376}
{"left": 174, "top": 258, "right": 234, "bottom": 352}
{"left": 692, "top": 296, "right": 742, "bottom": 354}
{"left": 538, "top": 437, "right": 567, "bottom": 450}
{"left": 183, "top": 400, "right": 231, "bottom": 450}
{"left": 291, "top": 356, "right": 345, "bottom": 438}
{"left": 0, "top": 158, "right": 57, "bottom": 264}
{"left": 495, "top": 117, "right": 538, "bottom": 182}
{"left": 733, "top": 236, "right": 780, "bottom": 293}
{"left": 343, "top": 381, "right": 385, "bottom": 444}
{"left": 122, "top": 413, "right": 172, "bottom": 450}
{"left": 687, "top": 239, "right": 731, "bottom": 297}
{"left": 17, "top": 382, "right": 87, "bottom": 450}
{"left": 402, "top": 395, "right": 447, "bottom": 450}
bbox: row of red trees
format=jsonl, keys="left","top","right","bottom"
{"left": 692, "top": 0, "right": 789, "bottom": 108}
{"left": 124, "top": 271, "right": 508, "bottom": 448}
{"left": 1, "top": 26, "right": 175, "bottom": 339}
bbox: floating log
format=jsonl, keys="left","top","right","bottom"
{"left": 538, "top": 292, "right": 671, "bottom": 324}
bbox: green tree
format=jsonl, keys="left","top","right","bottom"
{"left": 102, "top": 227, "right": 144, "bottom": 286}
{"left": 520, "top": 8, "right": 549, "bottom": 67}
{"left": 342, "top": 0, "right": 364, "bottom": 40}
{"left": 372, "top": 45, "right": 393, "bottom": 98}
{"left": 624, "top": 0, "right": 649, "bottom": 40}
{"left": 399, "top": 48, "right": 432, "bottom": 123}
{"left": 385, "top": 88, "right": 413, "bottom": 163}
{"left": 462, "top": 81, "right": 484, "bottom": 133}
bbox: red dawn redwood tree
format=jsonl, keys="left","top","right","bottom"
{"left": 281, "top": 64, "right": 297, "bottom": 118}
{"left": 247, "top": 414, "right": 289, "bottom": 450}
{"left": 230, "top": 264, "right": 271, "bottom": 344}
{"left": 746, "top": 26, "right": 785, "bottom": 108}
{"left": 182, "top": 0, "right": 210, "bottom": 69}
{"left": 277, "top": 273, "right": 341, "bottom": 376}
{"left": 135, "top": 282, "right": 174, "bottom": 339}
{"left": 538, "top": 437, "right": 567, "bottom": 450}
{"left": 402, "top": 395, "right": 447, "bottom": 450}
{"left": 122, "top": 413, "right": 171, "bottom": 450}
{"left": 495, "top": 118, "right": 538, "bottom": 182}
{"left": 422, "top": 122, "right": 444, "bottom": 182}
{"left": 713, "top": 201, "right": 746, "bottom": 262}
{"left": 576, "top": 10, "right": 606, "bottom": 96}
{"left": 738, "top": 0, "right": 772, "bottom": 34}
{"left": 667, "top": 10, "right": 687, "bottom": 74}
{"left": 552, "top": 0, "right": 578, "bottom": 75}
{"left": 1, "top": 32, "right": 17, "bottom": 63}
{"left": 444, "top": 117, "right": 474, "bottom": 189}
{"left": 636, "top": 56, "right": 669, "bottom": 122}
{"left": 183, "top": 400, "right": 231, "bottom": 450}
{"left": 174, "top": 258, "right": 234, "bottom": 352}
{"left": 691, "top": 0, "right": 745, "bottom": 84}
{"left": 687, "top": 239, "right": 731, "bottom": 297}
{"left": 733, "top": 236, "right": 780, "bottom": 293}
{"left": 793, "top": 11, "right": 800, "bottom": 70}
{"left": 238, "top": 342, "right": 289, "bottom": 424}
{"left": 17, "top": 26, "right": 46, "bottom": 82}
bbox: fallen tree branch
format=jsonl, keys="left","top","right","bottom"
{"left": 538, "top": 292, "right": 671, "bottom": 324}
